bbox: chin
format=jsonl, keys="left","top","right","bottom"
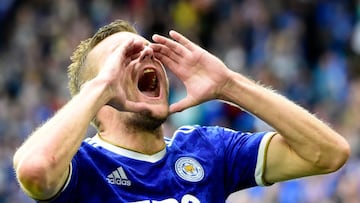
{"left": 127, "top": 111, "right": 168, "bottom": 131}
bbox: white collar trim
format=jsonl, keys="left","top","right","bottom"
{"left": 90, "top": 135, "right": 166, "bottom": 163}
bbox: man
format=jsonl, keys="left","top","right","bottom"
{"left": 13, "top": 19, "right": 350, "bottom": 202}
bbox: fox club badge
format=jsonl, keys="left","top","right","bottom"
{"left": 175, "top": 157, "right": 204, "bottom": 182}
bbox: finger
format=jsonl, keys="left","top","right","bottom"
{"left": 151, "top": 43, "right": 181, "bottom": 69}
{"left": 152, "top": 34, "right": 186, "bottom": 57}
{"left": 123, "top": 100, "right": 150, "bottom": 112}
{"left": 124, "top": 40, "right": 144, "bottom": 59}
{"left": 150, "top": 43, "right": 177, "bottom": 60}
{"left": 108, "top": 39, "right": 134, "bottom": 64}
{"left": 169, "top": 30, "right": 196, "bottom": 51}
{"left": 153, "top": 52, "right": 188, "bottom": 78}
{"left": 124, "top": 101, "right": 169, "bottom": 119}
{"left": 153, "top": 52, "right": 179, "bottom": 70}
{"left": 109, "top": 39, "right": 143, "bottom": 66}
{"left": 127, "top": 40, "right": 145, "bottom": 55}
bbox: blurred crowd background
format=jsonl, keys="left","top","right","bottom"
{"left": 0, "top": 0, "right": 359, "bottom": 202}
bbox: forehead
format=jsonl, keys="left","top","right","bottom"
{"left": 89, "top": 32, "right": 148, "bottom": 57}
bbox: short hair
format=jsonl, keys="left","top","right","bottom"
{"left": 67, "top": 19, "right": 137, "bottom": 97}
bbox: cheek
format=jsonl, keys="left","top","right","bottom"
{"left": 122, "top": 70, "right": 141, "bottom": 99}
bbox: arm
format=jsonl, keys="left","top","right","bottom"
{"left": 13, "top": 80, "right": 108, "bottom": 200}
{"left": 13, "top": 39, "right": 147, "bottom": 200}
{"left": 151, "top": 31, "right": 350, "bottom": 183}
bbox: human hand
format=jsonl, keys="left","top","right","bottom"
{"left": 151, "top": 30, "right": 232, "bottom": 113}
{"left": 95, "top": 39, "right": 156, "bottom": 114}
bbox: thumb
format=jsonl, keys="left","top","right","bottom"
{"left": 169, "top": 96, "right": 197, "bottom": 114}
{"left": 124, "top": 101, "right": 169, "bottom": 119}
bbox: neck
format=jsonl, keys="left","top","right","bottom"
{"left": 96, "top": 107, "right": 168, "bottom": 155}
{"left": 98, "top": 125, "right": 166, "bottom": 155}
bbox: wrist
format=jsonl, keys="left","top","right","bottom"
{"left": 79, "top": 78, "right": 112, "bottom": 106}
{"left": 217, "top": 71, "right": 254, "bottom": 102}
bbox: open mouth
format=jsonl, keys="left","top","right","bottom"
{"left": 137, "top": 68, "right": 160, "bottom": 97}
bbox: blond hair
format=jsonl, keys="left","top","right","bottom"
{"left": 67, "top": 20, "right": 137, "bottom": 128}
{"left": 67, "top": 20, "right": 137, "bottom": 96}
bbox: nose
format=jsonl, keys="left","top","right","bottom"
{"left": 139, "top": 45, "right": 154, "bottom": 61}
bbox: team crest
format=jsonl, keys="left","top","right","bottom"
{"left": 175, "top": 157, "right": 204, "bottom": 182}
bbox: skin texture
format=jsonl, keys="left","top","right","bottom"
{"left": 13, "top": 29, "right": 350, "bottom": 201}
{"left": 151, "top": 30, "right": 350, "bottom": 182}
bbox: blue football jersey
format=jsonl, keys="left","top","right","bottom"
{"left": 45, "top": 125, "right": 274, "bottom": 203}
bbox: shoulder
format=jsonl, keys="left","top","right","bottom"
{"left": 165, "top": 125, "right": 243, "bottom": 149}
{"left": 168, "top": 125, "right": 274, "bottom": 149}
{"left": 168, "top": 125, "right": 226, "bottom": 141}
{"left": 173, "top": 125, "right": 228, "bottom": 136}
{"left": 171, "top": 125, "right": 258, "bottom": 140}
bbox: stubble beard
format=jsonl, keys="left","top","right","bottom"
{"left": 125, "top": 111, "right": 167, "bottom": 132}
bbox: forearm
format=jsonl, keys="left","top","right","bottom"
{"left": 219, "top": 71, "right": 349, "bottom": 170}
{"left": 13, "top": 79, "right": 110, "bottom": 198}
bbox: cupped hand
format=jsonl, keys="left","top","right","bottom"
{"left": 95, "top": 39, "right": 155, "bottom": 114}
{"left": 151, "top": 30, "right": 232, "bottom": 113}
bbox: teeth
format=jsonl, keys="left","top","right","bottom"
{"left": 141, "top": 68, "right": 158, "bottom": 91}
{"left": 144, "top": 68, "right": 155, "bottom": 74}
{"left": 150, "top": 75, "right": 157, "bottom": 89}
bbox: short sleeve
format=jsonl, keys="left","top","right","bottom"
{"left": 41, "top": 154, "right": 79, "bottom": 203}
{"left": 220, "top": 127, "right": 275, "bottom": 193}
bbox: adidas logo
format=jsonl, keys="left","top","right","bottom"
{"left": 106, "top": 166, "right": 131, "bottom": 186}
